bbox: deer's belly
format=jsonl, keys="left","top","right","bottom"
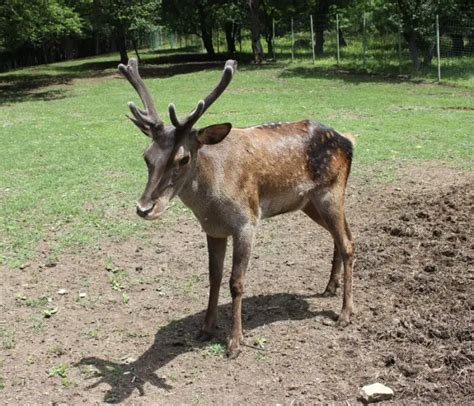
{"left": 259, "top": 188, "right": 310, "bottom": 218}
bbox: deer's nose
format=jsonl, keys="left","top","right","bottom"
{"left": 136, "top": 202, "right": 155, "bottom": 218}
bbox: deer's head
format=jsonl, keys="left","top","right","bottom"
{"left": 118, "top": 59, "right": 236, "bottom": 220}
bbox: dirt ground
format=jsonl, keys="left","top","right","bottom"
{"left": 1, "top": 161, "right": 472, "bottom": 405}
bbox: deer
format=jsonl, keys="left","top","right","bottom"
{"left": 118, "top": 59, "right": 355, "bottom": 358}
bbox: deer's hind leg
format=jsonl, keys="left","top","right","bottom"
{"left": 306, "top": 189, "right": 354, "bottom": 326}
{"left": 302, "top": 203, "right": 343, "bottom": 297}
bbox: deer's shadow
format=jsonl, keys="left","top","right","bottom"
{"left": 77, "top": 293, "right": 336, "bottom": 403}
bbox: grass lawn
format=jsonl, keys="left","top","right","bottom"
{"left": 1, "top": 50, "right": 473, "bottom": 268}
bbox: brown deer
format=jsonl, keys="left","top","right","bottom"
{"left": 118, "top": 59, "right": 355, "bottom": 358}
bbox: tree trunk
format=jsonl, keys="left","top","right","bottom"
{"left": 201, "top": 29, "right": 215, "bottom": 55}
{"left": 421, "top": 43, "right": 434, "bottom": 67}
{"left": 224, "top": 21, "right": 236, "bottom": 54}
{"left": 248, "top": 0, "right": 264, "bottom": 63}
{"left": 313, "top": 0, "right": 329, "bottom": 56}
{"left": 265, "top": 33, "right": 273, "bottom": 57}
{"left": 116, "top": 30, "right": 129, "bottom": 64}
{"left": 94, "top": 33, "right": 100, "bottom": 55}
{"left": 315, "top": 29, "right": 324, "bottom": 55}
{"left": 198, "top": 5, "right": 215, "bottom": 55}
{"left": 132, "top": 38, "right": 141, "bottom": 62}
{"left": 42, "top": 44, "right": 48, "bottom": 64}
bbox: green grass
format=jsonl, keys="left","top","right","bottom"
{"left": 206, "top": 342, "right": 226, "bottom": 357}
{"left": 48, "top": 363, "right": 73, "bottom": 387}
{"left": 0, "top": 49, "right": 473, "bottom": 267}
{"left": 0, "top": 326, "right": 16, "bottom": 350}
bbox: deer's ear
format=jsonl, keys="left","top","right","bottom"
{"left": 196, "top": 123, "right": 232, "bottom": 145}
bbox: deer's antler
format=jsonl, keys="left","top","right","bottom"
{"left": 168, "top": 59, "right": 237, "bottom": 130}
{"left": 118, "top": 59, "right": 164, "bottom": 137}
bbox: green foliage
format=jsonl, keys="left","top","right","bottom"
{"left": 48, "top": 363, "right": 73, "bottom": 386}
{"left": 0, "top": 0, "right": 83, "bottom": 50}
{"left": 86, "top": 0, "right": 159, "bottom": 35}
{"left": 206, "top": 342, "right": 225, "bottom": 356}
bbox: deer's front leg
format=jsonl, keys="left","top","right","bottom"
{"left": 198, "top": 235, "right": 227, "bottom": 341}
{"left": 227, "top": 226, "right": 254, "bottom": 358}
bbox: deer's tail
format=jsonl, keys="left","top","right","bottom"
{"left": 341, "top": 132, "right": 357, "bottom": 146}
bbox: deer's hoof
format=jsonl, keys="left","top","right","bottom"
{"left": 335, "top": 314, "right": 351, "bottom": 328}
{"left": 226, "top": 337, "right": 242, "bottom": 359}
{"left": 226, "top": 346, "right": 241, "bottom": 359}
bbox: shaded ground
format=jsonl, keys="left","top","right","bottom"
{"left": 0, "top": 51, "right": 253, "bottom": 105}
{"left": 0, "top": 161, "right": 472, "bottom": 404}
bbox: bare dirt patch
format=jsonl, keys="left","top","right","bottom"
{"left": 0, "top": 161, "right": 472, "bottom": 404}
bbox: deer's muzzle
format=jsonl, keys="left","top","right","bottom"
{"left": 136, "top": 199, "right": 167, "bottom": 220}
{"left": 136, "top": 203, "right": 155, "bottom": 218}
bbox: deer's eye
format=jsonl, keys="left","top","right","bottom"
{"left": 179, "top": 155, "right": 190, "bottom": 166}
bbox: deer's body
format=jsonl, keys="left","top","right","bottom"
{"left": 118, "top": 59, "right": 355, "bottom": 357}
{"left": 179, "top": 120, "right": 353, "bottom": 236}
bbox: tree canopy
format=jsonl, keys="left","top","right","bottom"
{"left": 0, "top": 0, "right": 472, "bottom": 70}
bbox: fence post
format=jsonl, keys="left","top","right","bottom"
{"left": 336, "top": 13, "right": 340, "bottom": 64}
{"left": 398, "top": 19, "right": 402, "bottom": 73}
{"left": 291, "top": 17, "right": 295, "bottom": 61}
{"left": 436, "top": 15, "right": 441, "bottom": 81}
{"left": 362, "top": 13, "right": 367, "bottom": 67}
{"left": 272, "top": 18, "right": 276, "bottom": 60}
{"left": 310, "top": 14, "right": 315, "bottom": 64}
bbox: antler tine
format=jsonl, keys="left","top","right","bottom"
{"left": 168, "top": 59, "right": 237, "bottom": 130}
{"left": 168, "top": 100, "right": 205, "bottom": 128}
{"left": 118, "top": 58, "right": 164, "bottom": 134}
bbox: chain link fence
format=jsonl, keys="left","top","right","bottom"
{"left": 138, "top": 28, "right": 202, "bottom": 51}
{"left": 142, "top": 16, "right": 472, "bottom": 83}
{"left": 263, "top": 13, "right": 473, "bottom": 82}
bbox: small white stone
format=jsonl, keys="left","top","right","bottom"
{"left": 57, "top": 289, "right": 68, "bottom": 295}
{"left": 359, "top": 383, "right": 394, "bottom": 403}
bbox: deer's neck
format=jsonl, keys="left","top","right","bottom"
{"left": 177, "top": 150, "right": 216, "bottom": 213}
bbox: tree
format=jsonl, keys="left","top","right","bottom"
{"left": 258, "top": 0, "right": 311, "bottom": 57}
{"left": 214, "top": 0, "right": 247, "bottom": 54}
{"left": 247, "top": 0, "right": 263, "bottom": 63}
{"left": 388, "top": 0, "right": 439, "bottom": 69}
{"left": 440, "top": 0, "right": 473, "bottom": 55}
{"left": 0, "top": 0, "right": 83, "bottom": 66}
{"left": 82, "top": 0, "right": 159, "bottom": 64}
{"left": 388, "top": 0, "right": 472, "bottom": 68}
{"left": 161, "top": 0, "right": 224, "bottom": 56}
